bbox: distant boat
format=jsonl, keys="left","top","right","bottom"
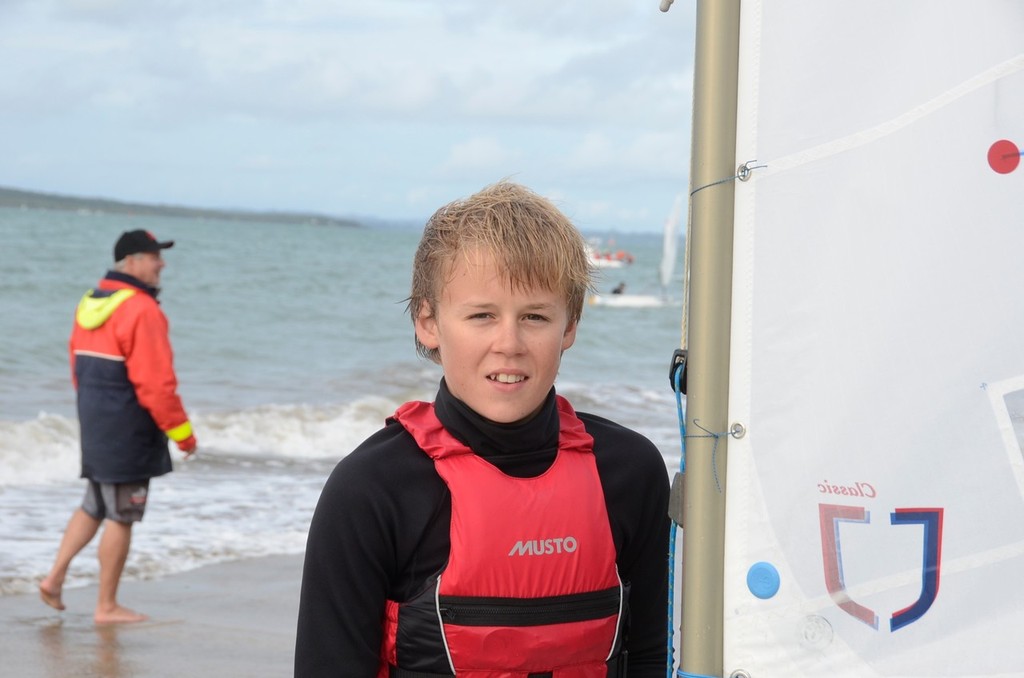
{"left": 587, "top": 239, "right": 635, "bottom": 269}
{"left": 588, "top": 292, "right": 669, "bottom": 308}
{"left": 588, "top": 194, "right": 683, "bottom": 308}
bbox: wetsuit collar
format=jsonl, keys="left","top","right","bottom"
{"left": 433, "top": 378, "right": 560, "bottom": 475}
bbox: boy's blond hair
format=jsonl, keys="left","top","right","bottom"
{"left": 408, "top": 181, "right": 594, "bottom": 363}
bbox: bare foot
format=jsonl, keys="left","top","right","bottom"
{"left": 94, "top": 605, "right": 149, "bottom": 625}
{"left": 39, "top": 579, "right": 65, "bottom": 611}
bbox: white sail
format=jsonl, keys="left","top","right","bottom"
{"left": 659, "top": 193, "right": 683, "bottom": 290}
{"left": 716, "top": 2, "right": 1024, "bottom": 677}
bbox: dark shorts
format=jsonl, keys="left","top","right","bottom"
{"left": 82, "top": 480, "right": 150, "bottom": 523}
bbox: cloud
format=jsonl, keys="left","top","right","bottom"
{"left": 3, "top": 0, "right": 691, "bottom": 123}
{"left": 0, "top": 0, "right": 698, "bottom": 231}
{"left": 439, "top": 137, "right": 523, "bottom": 175}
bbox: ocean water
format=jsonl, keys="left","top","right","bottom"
{"left": 0, "top": 206, "right": 685, "bottom": 596}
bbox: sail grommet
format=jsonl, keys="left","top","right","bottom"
{"left": 737, "top": 160, "right": 766, "bottom": 182}
{"left": 729, "top": 671, "right": 753, "bottom": 678}
{"left": 730, "top": 422, "right": 746, "bottom": 439}
{"left": 746, "top": 561, "right": 780, "bottom": 599}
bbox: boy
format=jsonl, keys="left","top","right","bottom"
{"left": 295, "top": 182, "right": 670, "bottom": 676}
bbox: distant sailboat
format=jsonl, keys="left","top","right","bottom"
{"left": 586, "top": 238, "right": 635, "bottom": 269}
{"left": 589, "top": 194, "right": 683, "bottom": 308}
{"left": 658, "top": 193, "right": 683, "bottom": 294}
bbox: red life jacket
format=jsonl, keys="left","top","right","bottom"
{"left": 379, "top": 397, "right": 626, "bottom": 678}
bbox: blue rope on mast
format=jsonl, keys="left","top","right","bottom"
{"left": 667, "top": 362, "right": 687, "bottom": 678}
{"left": 673, "top": 364, "right": 687, "bottom": 479}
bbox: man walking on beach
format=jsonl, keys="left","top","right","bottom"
{"left": 39, "top": 229, "right": 198, "bottom": 624}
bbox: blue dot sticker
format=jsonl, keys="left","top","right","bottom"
{"left": 747, "top": 561, "right": 780, "bottom": 599}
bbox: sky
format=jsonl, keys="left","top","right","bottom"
{"left": 0, "top": 0, "right": 697, "bottom": 233}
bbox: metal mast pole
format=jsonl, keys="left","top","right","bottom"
{"left": 679, "top": 0, "right": 741, "bottom": 675}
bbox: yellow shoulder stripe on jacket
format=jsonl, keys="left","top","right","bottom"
{"left": 75, "top": 289, "right": 137, "bottom": 330}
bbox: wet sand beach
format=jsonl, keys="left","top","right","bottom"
{"left": 0, "top": 554, "right": 302, "bottom": 678}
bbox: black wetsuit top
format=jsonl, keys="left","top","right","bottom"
{"left": 295, "top": 380, "right": 671, "bottom": 677}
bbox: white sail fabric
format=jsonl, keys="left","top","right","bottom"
{"left": 723, "top": 2, "right": 1024, "bottom": 676}
{"left": 660, "top": 194, "right": 683, "bottom": 291}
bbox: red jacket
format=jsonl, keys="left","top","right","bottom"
{"left": 70, "top": 272, "right": 193, "bottom": 482}
{"left": 380, "top": 397, "right": 626, "bottom": 677}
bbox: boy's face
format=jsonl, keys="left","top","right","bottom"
{"left": 415, "top": 249, "right": 577, "bottom": 424}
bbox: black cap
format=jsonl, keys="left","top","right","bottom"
{"left": 114, "top": 230, "right": 175, "bottom": 262}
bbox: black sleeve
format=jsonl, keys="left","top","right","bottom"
{"left": 582, "top": 413, "right": 672, "bottom": 677}
{"left": 294, "top": 423, "right": 448, "bottom": 677}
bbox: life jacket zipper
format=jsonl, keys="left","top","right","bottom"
{"left": 438, "top": 586, "right": 620, "bottom": 627}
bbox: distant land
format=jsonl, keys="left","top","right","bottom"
{"left": 0, "top": 185, "right": 364, "bottom": 228}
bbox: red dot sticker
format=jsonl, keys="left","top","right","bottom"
{"left": 988, "top": 139, "right": 1020, "bottom": 174}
